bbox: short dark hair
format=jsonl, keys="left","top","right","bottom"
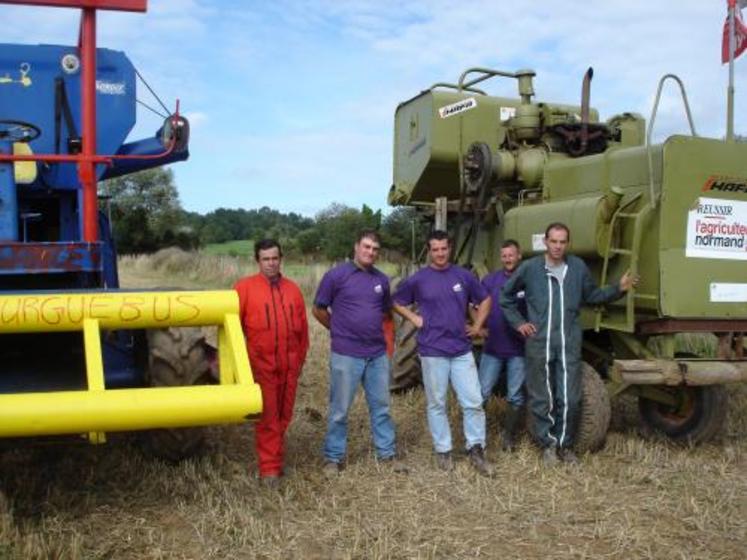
{"left": 427, "top": 229, "right": 450, "bottom": 247}
{"left": 545, "top": 222, "right": 570, "bottom": 239}
{"left": 356, "top": 229, "right": 381, "bottom": 245}
{"left": 501, "top": 239, "right": 520, "bottom": 250}
{"left": 254, "top": 238, "right": 282, "bottom": 260}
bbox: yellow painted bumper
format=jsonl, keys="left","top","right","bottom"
{"left": 0, "top": 290, "right": 262, "bottom": 440}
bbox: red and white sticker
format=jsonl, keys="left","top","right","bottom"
{"left": 438, "top": 98, "right": 477, "bottom": 119}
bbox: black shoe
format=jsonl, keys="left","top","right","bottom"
{"left": 467, "top": 445, "right": 494, "bottom": 477}
{"left": 435, "top": 451, "right": 454, "bottom": 472}
{"left": 501, "top": 405, "right": 523, "bottom": 452}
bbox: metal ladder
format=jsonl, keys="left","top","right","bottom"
{"left": 595, "top": 193, "right": 651, "bottom": 333}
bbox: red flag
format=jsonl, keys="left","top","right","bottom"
{"left": 722, "top": 6, "right": 747, "bottom": 63}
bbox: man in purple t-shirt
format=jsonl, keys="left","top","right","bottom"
{"left": 313, "top": 230, "right": 405, "bottom": 477}
{"left": 393, "top": 230, "right": 493, "bottom": 476}
{"left": 479, "top": 239, "right": 526, "bottom": 452}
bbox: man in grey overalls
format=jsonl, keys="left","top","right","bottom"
{"left": 500, "top": 223, "right": 637, "bottom": 465}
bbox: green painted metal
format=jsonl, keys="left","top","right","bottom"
{"left": 391, "top": 68, "right": 747, "bottom": 331}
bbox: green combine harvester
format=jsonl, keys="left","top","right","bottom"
{"left": 389, "top": 67, "right": 747, "bottom": 450}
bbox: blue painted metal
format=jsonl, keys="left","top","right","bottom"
{"left": 100, "top": 135, "right": 189, "bottom": 181}
{"left": 0, "top": 45, "right": 135, "bottom": 189}
{"left": 0, "top": 140, "right": 18, "bottom": 240}
{"left": 0, "top": 38, "right": 190, "bottom": 391}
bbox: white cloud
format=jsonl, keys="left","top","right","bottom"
{"left": 3, "top": 0, "right": 746, "bottom": 215}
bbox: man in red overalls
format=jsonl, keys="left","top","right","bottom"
{"left": 234, "top": 239, "right": 309, "bottom": 487}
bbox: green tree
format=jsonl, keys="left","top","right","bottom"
{"left": 380, "top": 206, "right": 428, "bottom": 259}
{"left": 101, "top": 168, "right": 196, "bottom": 253}
{"left": 314, "top": 203, "right": 381, "bottom": 260}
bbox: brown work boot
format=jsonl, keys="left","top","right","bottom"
{"left": 467, "top": 445, "right": 494, "bottom": 477}
{"left": 435, "top": 451, "right": 454, "bottom": 472}
{"left": 323, "top": 461, "right": 341, "bottom": 479}
{"left": 542, "top": 446, "right": 559, "bottom": 466}
{"left": 378, "top": 455, "right": 409, "bottom": 474}
{"left": 559, "top": 448, "right": 580, "bottom": 466}
{"left": 260, "top": 475, "right": 281, "bottom": 489}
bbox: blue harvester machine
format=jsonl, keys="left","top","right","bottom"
{"left": 0, "top": 0, "right": 261, "bottom": 460}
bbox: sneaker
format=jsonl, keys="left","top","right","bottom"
{"left": 260, "top": 475, "right": 280, "bottom": 489}
{"left": 559, "top": 449, "right": 580, "bottom": 465}
{"left": 467, "top": 445, "right": 495, "bottom": 477}
{"left": 378, "top": 456, "right": 409, "bottom": 474}
{"left": 323, "top": 461, "right": 341, "bottom": 479}
{"left": 435, "top": 451, "right": 454, "bottom": 472}
{"left": 542, "top": 446, "right": 559, "bottom": 466}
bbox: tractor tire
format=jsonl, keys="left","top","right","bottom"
{"left": 140, "top": 327, "right": 214, "bottom": 462}
{"left": 638, "top": 384, "right": 728, "bottom": 445}
{"left": 390, "top": 315, "right": 422, "bottom": 392}
{"left": 574, "top": 362, "right": 611, "bottom": 453}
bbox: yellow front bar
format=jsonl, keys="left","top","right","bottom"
{"left": 0, "top": 289, "right": 263, "bottom": 440}
{"left": 0, "top": 384, "right": 262, "bottom": 438}
{"left": 0, "top": 290, "right": 238, "bottom": 333}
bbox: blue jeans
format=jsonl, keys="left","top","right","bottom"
{"left": 420, "top": 352, "right": 486, "bottom": 453}
{"left": 478, "top": 353, "right": 526, "bottom": 407}
{"left": 323, "top": 352, "right": 396, "bottom": 463}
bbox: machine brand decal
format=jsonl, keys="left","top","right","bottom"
{"left": 702, "top": 175, "right": 747, "bottom": 194}
{"left": 96, "top": 80, "right": 126, "bottom": 95}
{"left": 499, "top": 106, "right": 516, "bottom": 121}
{"left": 438, "top": 98, "right": 477, "bottom": 119}
{"left": 532, "top": 233, "right": 546, "bottom": 252}
{"left": 686, "top": 197, "right": 747, "bottom": 260}
{"left": 710, "top": 283, "right": 747, "bottom": 302}
{"left": 0, "top": 62, "right": 32, "bottom": 87}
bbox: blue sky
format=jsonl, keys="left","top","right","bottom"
{"left": 3, "top": 1, "right": 746, "bottom": 216}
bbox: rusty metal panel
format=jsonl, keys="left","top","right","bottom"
{"left": 638, "top": 319, "right": 747, "bottom": 334}
{"left": 0, "top": 242, "right": 102, "bottom": 274}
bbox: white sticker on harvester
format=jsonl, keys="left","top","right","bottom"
{"left": 96, "top": 80, "right": 125, "bottom": 95}
{"left": 532, "top": 233, "right": 546, "bottom": 252}
{"left": 710, "top": 283, "right": 747, "bottom": 302}
{"left": 685, "top": 197, "right": 747, "bottom": 260}
{"left": 499, "top": 106, "right": 516, "bottom": 121}
{"left": 438, "top": 97, "right": 477, "bottom": 119}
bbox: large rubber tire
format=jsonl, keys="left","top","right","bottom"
{"left": 390, "top": 315, "right": 422, "bottom": 391}
{"left": 638, "top": 384, "right": 728, "bottom": 445}
{"left": 141, "top": 327, "right": 214, "bottom": 462}
{"left": 574, "top": 362, "right": 612, "bottom": 453}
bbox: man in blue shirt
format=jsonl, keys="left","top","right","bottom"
{"left": 393, "top": 230, "right": 493, "bottom": 475}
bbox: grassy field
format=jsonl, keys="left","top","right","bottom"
{"left": 0, "top": 251, "right": 744, "bottom": 559}
{"left": 201, "top": 239, "right": 254, "bottom": 258}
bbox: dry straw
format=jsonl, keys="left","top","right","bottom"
{"left": 0, "top": 254, "right": 744, "bottom": 559}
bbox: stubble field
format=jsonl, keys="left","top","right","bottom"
{"left": 0, "top": 250, "right": 744, "bottom": 559}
